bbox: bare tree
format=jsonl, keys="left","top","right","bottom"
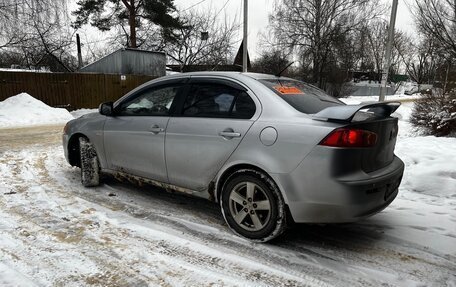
{"left": 398, "top": 35, "right": 439, "bottom": 88}
{"left": 365, "top": 20, "right": 387, "bottom": 77}
{"left": 160, "top": 9, "right": 240, "bottom": 72}
{"left": 353, "top": 25, "right": 375, "bottom": 71}
{"left": 0, "top": 0, "right": 76, "bottom": 71}
{"left": 269, "top": 0, "right": 383, "bottom": 87}
{"left": 412, "top": 0, "right": 456, "bottom": 92}
{"left": 413, "top": 0, "right": 456, "bottom": 58}
{"left": 27, "top": 1, "right": 75, "bottom": 70}
{"left": 0, "top": 1, "right": 29, "bottom": 50}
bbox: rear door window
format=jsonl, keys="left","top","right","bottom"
{"left": 260, "top": 79, "right": 344, "bottom": 114}
{"left": 182, "top": 83, "right": 256, "bottom": 119}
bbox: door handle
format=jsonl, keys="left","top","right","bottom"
{"left": 219, "top": 130, "right": 241, "bottom": 138}
{"left": 150, "top": 125, "right": 165, "bottom": 134}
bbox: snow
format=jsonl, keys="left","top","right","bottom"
{"left": 0, "top": 262, "right": 37, "bottom": 287}
{"left": 0, "top": 68, "right": 49, "bottom": 73}
{"left": 0, "top": 93, "right": 74, "bottom": 128}
{"left": 0, "top": 93, "right": 455, "bottom": 285}
{"left": 70, "top": 108, "right": 98, "bottom": 118}
{"left": 341, "top": 94, "right": 423, "bottom": 105}
{"left": 0, "top": 93, "right": 98, "bottom": 127}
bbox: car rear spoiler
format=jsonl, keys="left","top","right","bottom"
{"left": 313, "top": 102, "right": 401, "bottom": 122}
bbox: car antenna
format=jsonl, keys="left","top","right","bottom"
{"left": 275, "top": 61, "right": 294, "bottom": 77}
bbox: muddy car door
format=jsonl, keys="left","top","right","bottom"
{"left": 103, "top": 81, "right": 185, "bottom": 182}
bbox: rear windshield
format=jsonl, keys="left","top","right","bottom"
{"left": 259, "top": 79, "right": 344, "bottom": 114}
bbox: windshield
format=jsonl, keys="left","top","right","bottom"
{"left": 259, "top": 79, "right": 344, "bottom": 114}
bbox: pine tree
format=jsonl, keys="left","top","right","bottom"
{"left": 72, "top": 0, "right": 182, "bottom": 48}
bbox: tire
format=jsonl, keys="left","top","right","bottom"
{"left": 79, "top": 137, "right": 100, "bottom": 187}
{"left": 220, "top": 170, "right": 287, "bottom": 242}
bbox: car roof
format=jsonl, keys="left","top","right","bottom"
{"left": 163, "top": 71, "right": 296, "bottom": 82}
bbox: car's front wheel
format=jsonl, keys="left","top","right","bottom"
{"left": 220, "top": 170, "right": 287, "bottom": 242}
{"left": 79, "top": 137, "right": 100, "bottom": 187}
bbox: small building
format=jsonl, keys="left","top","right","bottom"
{"left": 80, "top": 48, "right": 166, "bottom": 77}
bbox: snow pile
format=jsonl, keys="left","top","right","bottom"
{"left": 396, "top": 135, "right": 456, "bottom": 197}
{"left": 0, "top": 93, "right": 74, "bottom": 128}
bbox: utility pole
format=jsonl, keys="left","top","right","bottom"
{"left": 379, "top": 0, "right": 398, "bottom": 102}
{"left": 76, "top": 34, "right": 83, "bottom": 69}
{"left": 242, "top": 0, "right": 248, "bottom": 72}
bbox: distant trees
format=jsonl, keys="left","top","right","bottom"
{"left": 72, "top": 0, "right": 183, "bottom": 49}
{"left": 409, "top": 0, "right": 456, "bottom": 136}
{"left": 268, "top": 0, "right": 383, "bottom": 88}
{"left": 2, "top": 0, "right": 455, "bottom": 92}
{"left": 0, "top": 1, "right": 27, "bottom": 50}
{"left": 160, "top": 9, "right": 240, "bottom": 71}
{"left": 362, "top": 20, "right": 387, "bottom": 76}
{"left": 398, "top": 36, "right": 439, "bottom": 87}
{"left": 251, "top": 50, "right": 290, "bottom": 76}
{"left": 265, "top": 0, "right": 453, "bottom": 97}
{"left": 413, "top": 0, "right": 456, "bottom": 59}
{"left": 0, "top": 0, "right": 76, "bottom": 71}
{"left": 412, "top": 0, "right": 456, "bottom": 92}
{"left": 0, "top": 0, "right": 240, "bottom": 72}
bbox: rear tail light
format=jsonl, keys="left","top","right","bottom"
{"left": 319, "top": 128, "right": 377, "bottom": 148}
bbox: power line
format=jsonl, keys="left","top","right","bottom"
{"left": 214, "top": 0, "right": 232, "bottom": 18}
{"left": 181, "top": 0, "right": 211, "bottom": 12}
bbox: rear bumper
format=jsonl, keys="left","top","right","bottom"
{"left": 271, "top": 151, "right": 405, "bottom": 223}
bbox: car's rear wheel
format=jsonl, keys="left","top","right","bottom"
{"left": 220, "top": 170, "right": 287, "bottom": 242}
{"left": 79, "top": 137, "right": 100, "bottom": 187}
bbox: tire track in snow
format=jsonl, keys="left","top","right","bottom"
{"left": 46, "top": 147, "right": 447, "bottom": 287}
{"left": 1, "top": 147, "right": 330, "bottom": 286}
{"left": 1, "top": 126, "right": 455, "bottom": 286}
{"left": 0, "top": 150, "right": 164, "bottom": 286}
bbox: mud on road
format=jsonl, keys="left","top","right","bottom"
{"left": 0, "top": 124, "right": 64, "bottom": 152}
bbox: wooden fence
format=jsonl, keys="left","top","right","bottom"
{"left": 0, "top": 71, "right": 156, "bottom": 110}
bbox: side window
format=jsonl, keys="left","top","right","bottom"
{"left": 182, "top": 83, "right": 256, "bottom": 119}
{"left": 232, "top": 91, "right": 256, "bottom": 119}
{"left": 118, "top": 85, "right": 181, "bottom": 116}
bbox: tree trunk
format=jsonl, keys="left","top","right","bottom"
{"left": 313, "top": 0, "right": 322, "bottom": 86}
{"left": 128, "top": 0, "right": 137, "bottom": 48}
{"left": 312, "top": 55, "right": 320, "bottom": 85}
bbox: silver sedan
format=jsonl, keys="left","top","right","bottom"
{"left": 63, "top": 72, "right": 404, "bottom": 242}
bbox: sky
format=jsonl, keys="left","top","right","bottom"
{"left": 174, "top": 0, "right": 417, "bottom": 60}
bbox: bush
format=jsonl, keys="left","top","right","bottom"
{"left": 410, "top": 90, "right": 456, "bottom": 136}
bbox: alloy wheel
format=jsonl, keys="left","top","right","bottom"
{"left": 228, "top": 181, "right": 272, "bottom": 231}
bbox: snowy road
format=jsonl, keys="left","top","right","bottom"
{"left": 0, "top": 123, "right": 455, "bottom": 286}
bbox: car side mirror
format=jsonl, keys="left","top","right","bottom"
{"left": 99, "top": 102, "right": 115, "bottom": 116}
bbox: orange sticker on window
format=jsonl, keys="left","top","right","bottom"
{"left": 273, "top": 85, "right": 304, "bottom": 95}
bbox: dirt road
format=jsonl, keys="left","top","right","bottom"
{"left": 0, "top": 124, "right": 64, "bottom": 152}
